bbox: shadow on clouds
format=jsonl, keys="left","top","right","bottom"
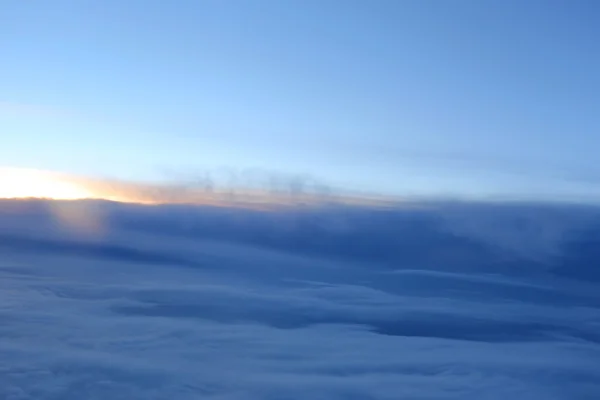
{"left": 1, "top": 198, "right": 599, "bottom": 281}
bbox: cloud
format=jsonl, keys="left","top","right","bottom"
{"left": 0, "top": 199, "right": 599, "bottom": 399}
{"left": 3, "top": 198, "right": 600, "bottom": 278}
{"left": 0, "top": 166, "right": 398, "bottom": 209}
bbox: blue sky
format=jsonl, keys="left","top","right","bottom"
{"left": 2, "top": 0, "right": 599, "bottom": 200}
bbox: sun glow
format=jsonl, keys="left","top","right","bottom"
{"left": 0, "top": 168, "right": 94, "bottom": 200}
{"left": 0, "top": 167, "right": 402, "bottom": 209}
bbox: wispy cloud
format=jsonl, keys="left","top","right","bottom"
{"left": 14, "top": 167, "right": 406, "bottom": 209}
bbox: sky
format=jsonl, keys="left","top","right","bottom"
{"left": 1, "top": 0, "right": 599, "bottom": 201}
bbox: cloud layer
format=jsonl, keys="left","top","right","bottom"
{"left": 1, "top": 199, "right": 599, "bottom": 399}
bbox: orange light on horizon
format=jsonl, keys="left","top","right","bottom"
{"left": 0, "top": 168, "right": 95, "bottom": 200}
{"left": 0, "top": 167, "right": 403, "bottom": 210}
{"left": 0, "top": 167, "right": 237, "bottom": 206}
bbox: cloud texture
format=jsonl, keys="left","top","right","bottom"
{"left": 0, "top": 199, "right": 599, "bottom": 399}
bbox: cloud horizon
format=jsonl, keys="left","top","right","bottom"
{"left": 1, "top": 196, "right": 599, "bottom": 399}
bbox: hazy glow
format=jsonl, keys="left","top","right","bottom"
{"left": 0, "top": 167, "right": 402, "bottom": 210}
{"left": 0, "top": 168, "right": 94, "bottom": 200}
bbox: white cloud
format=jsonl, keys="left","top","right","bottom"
{"left": 0, "top": 201, "right": 599, "bottom": 399}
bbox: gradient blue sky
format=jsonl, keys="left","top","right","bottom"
{"left": 2, "top": 0, "right": 599, "bottom": 200}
